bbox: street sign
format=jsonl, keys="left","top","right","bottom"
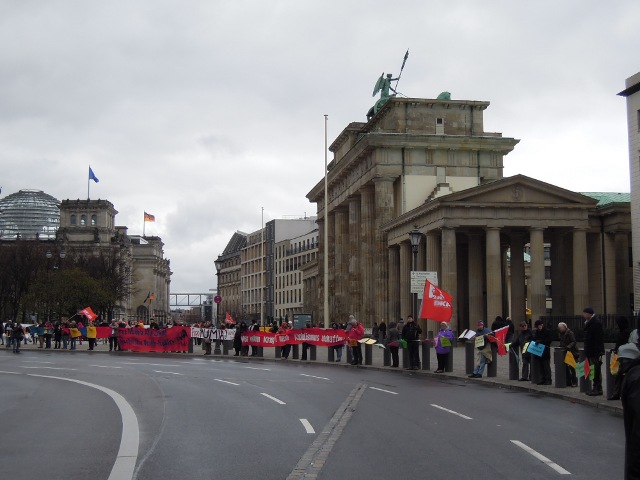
{"left": 213, "top": 295, "right": 222, "bottom": 304}
{"left": 410, "top": 271, "right": 438, "bottom": 299}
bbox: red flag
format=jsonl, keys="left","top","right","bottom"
{"left": 583, "top": 357, "right": 591, "bottom": 379}
{"left": 487, "top": 326, "right": 509, "bottom": 356}
{"left": 419, "top": 280, "right": 453, "bottom": 322}
{"left": 79, "top": 306, "right": 98, "bottom": 322}
{"left": 225, "top": 312, "right": 236, "bottom": 325}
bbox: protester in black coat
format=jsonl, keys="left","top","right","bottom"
{"left": 533, "top": 319, "right": 552, "bottom": 385}
{"left": 621, "top": 345, "right": 640, "bottom": 480}
{"left": 511, "top": 321, "right": 533, "bottom": 381}
{"left": 610, "top": 317, "right": 633, "bottom": 400}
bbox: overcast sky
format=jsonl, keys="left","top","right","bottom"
{"left": 1, "top": 1, "right": 638, "bottom": 293}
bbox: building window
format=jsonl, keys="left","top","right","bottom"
{"left": 637, "top": 110, "right": 640, "bottom": 132}
{"left": 80, "top": 215, "right": 87, "bottom": 226}
{"left": 70, "top": 215, "right": 76, "bottom": 225}
{"left": 544, "top": 266, "right": 551, "bottom": 280}
{"left": 91, "top": 214, "right": 97, "bottom": 226}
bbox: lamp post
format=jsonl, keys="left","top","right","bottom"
{"left": 409, "top": 227, "right": 422, "bottom": 319}
{"left": 214, "top": 258, "right": 222, "bottom": 354}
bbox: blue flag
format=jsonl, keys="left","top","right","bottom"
{"left": 89, "top": 166, "right": 99, "bottom": 183}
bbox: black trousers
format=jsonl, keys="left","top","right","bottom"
{"left": 302, "top": 343, "right": 309, "bottom": 360}
{"left": 588, "top": 356, "right": 603, "bottom": 392}
{"left": 389, "top": 346, "right": 399, "bottom": 367}
{"left": 351, "top": 344, "right": 363, "bottom": 364}
{"left": 436, "top": 352, "right": 448, "bottom": 371}
{"left": 407, "top": 341, "right": 420, "bottom": 368}
{"left": 109, "top": 337, "right": 118, "bottom": 351}
{"left": 282, "top": 344, "right": 291, "bottom": 359}
{"left": 88, "top": 338, "right": 96, "bottom": 350}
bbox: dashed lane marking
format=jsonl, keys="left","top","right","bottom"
{"left": 22, "top": 360, "right": 54, "bottom": 364}
{"left": 430, "top": 404, "right": 473, "bottom": 420}
{"left": 260, "top": 393, "right": 286, "bottom": 405}
{"left": 152, "top": 371, "right": 183, "bottom": 375}
{"left": 299, "top": 419, "right": 315, "bottom": 434}
{"left": 511, "top": 440, "right": 571, "bottom": 475}
{"left": 20, "top": 366, "right": 77, "bottom": 371}
{"left": 245, "top": 366, "right": 271, "bottom": 371}
{"left": 214, "top": 379, "right": 240, "bottom": 386}
{"left": 369, "top": 386, "right": 398, "bottom": 395}
{"left": 121, "top": 362, "right": 182, "bottom": 367}
{"left": 90, "top": 365, "right": 123, "bottom": 369}
{"left": 300, "top": 374, "right": 330, "bottom": 381}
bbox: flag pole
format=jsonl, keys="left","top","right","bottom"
{"left": 143, "top": 212, "right": 146, "bottom": 238}
{"left": 87, "top": 166, "right": 90, "bottom": 200}
{"left": 323, "top": 114, "right": 329, "bottom": 329}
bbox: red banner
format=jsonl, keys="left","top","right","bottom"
{"left": 117, "top": 326, "right": 190, "bottom": 352}
{"left": 240, "top": 328, "right": 347, "bottom": 347}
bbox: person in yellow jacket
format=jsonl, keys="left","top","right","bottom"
{"left": 86, "top": 322, "right": 97, "bottom": 350}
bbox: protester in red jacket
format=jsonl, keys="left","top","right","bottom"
{"left": 347, "top": 316, "right": 364, "bottom": 366}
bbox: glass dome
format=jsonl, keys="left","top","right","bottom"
{"left": 0, "top": 189, "right": 60, "bottom": 240}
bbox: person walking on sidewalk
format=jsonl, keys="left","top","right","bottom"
{"left": 511, "top": 321, "right": 533, "bottom": 381}
{"left": 583, "top": 306, "right": 604, "bottom": 396}
{"left": 469, "top": 320, "right": 492, "bottom": 378}
{"left": 434, "top": 321, "right": 454, "bottom": 373}
{"left": 386, "top": 322, "right": 400, "bottom": 367}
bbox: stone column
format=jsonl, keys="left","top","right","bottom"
{"left": 573, "top": 228, "right": 589, "bottom": 314}
{"left": 615, "top": 232, "right": 631, "bottom": 316}
{"left": 529, "top": 227, "right": 546, "bottom": 319}
{"left": 399, "top": 242, "right": 412, "bottom": 319}
{"left": 426, "top": 231, "right": 441, "bottom": 280}
{"left": 417, "top": 234, "right": 426, "bottom": 270}
{"left": 334, "top": 207, "right": 348, "bottom": 320}
{"left": 360, "top": 186, "right": 375, "bottom": 324}
{"left": 509, "top": 233, "right": 526, "bottom": 325}
{"left": 486, "top": 227, "right": 503, "bottom": 321}
{"left": 373, "top": 177, "right": 395, "bottom": 325}
{"left": 388, "top": 246, "right": 400, "bottom": 323}
{"left": 348, "top": 196, "right": 361, "bottom": 319}
{"left": 550, "top": 229, "right": 566, "bottom": 316}
{"left": 468, "top": 232, "right": 484, "bottom": 327}
{"left": 441, "top": 228, "right": 458, "bottom": 331}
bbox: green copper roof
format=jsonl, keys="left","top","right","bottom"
{"left": 580, "top": 192, "right": 630, "bottom": 207}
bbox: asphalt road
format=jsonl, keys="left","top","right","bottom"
{"left": 0, "top": 350, "right": 625, "bottom": 479}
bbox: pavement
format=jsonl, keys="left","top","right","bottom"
{"left": 7, "top": 336, "right": 623, "bottom": 416}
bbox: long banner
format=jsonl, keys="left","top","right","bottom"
{"left": 117, "top": 326, "right": 190, "bottom": 352}
{"left": 240, "top": 328, "right": 347, "bottom": 347}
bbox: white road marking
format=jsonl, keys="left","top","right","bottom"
{"left": 245, "top": 366, "right": 270, "bottom": 371}
{"left": 300, "top": 374, "right": 330, "bottom": 381}
{"left": 511, "top": 440, "right": 571, "bottom": 475}
{"left": 214, "top": 379, "right": 240, "bottom": 386}
{"left": 19, "top": 366, "right": 77, "bottom": 371}
{"left": 22, "top": 360, "right": 54, "bottom": 364}
{"left": 0, "top": 370, "right": 20, "bottom": 375}
{"left": 430, "top": 404, "right": 472, "bottom": 420}
{"left": 90, "top": 365, "right": 123, "bottom": 369}
{"left": 153, "top": 371, "right": 183, "bottom": 375}
{"left": 300, "top": 419, "right": 315, "bottom": 434}
{"left": 260, "top": 393, "right": 286, "bottom": 405}
{"left": 369, "top": 386, "right": 398, "bottom": 395}
{"left": 24, "top": 373, "right": 139, "bottom": 480}
{"left": 121, "top": 362, "right": 182, "bottom": 367}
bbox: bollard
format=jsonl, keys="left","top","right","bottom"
{"left": 310, "top": 345, "right": 317, "bottom": 361}
{"left": 509, "top": 350, "right": 520, "bottom": 380}
{"left": 487, "top": 346, "right": 497, "bottom": 377}
{"left": 452, "top": 331, "right": 458, "bottom": 347}
{"left": 293, "top": 344, "right": 300, "bottom": 360}
{"left": 223, "top": 340, "right": 232, "bottom": 355}
{"left": 554, "top": 348, "right": 567, "bottom": 388}
{"left": 402, "top": 347, "right": 409, "bottom": 369}
{"left": 531, "top": 356, "right": 542, "bottom": 384}
{"left": 364, "top": 344, "right": 372, "bottom": 365}
{"left": 257, "top": 347, "right": 264, "bottom": 358}
{"left": 428, "top": 331, "right": 434, "bottom": 340}
{"left": 188, "top": 338, "right": 194, "bottom": 354}
{"left": 214, "top": 339, "right": 221, "bottom": 355}
{"left": 328, "top": 346, "right": 335, "bottom": 362}
{"left": 347, "top": 346, "right": 353, "bottom": 364}
{"left": 605, "top": 350, "right": 614, "bottom": 399}
{"left": 446, "top": 347, "right": 454, "bottom": 372}
{"left": 275, "top": 346, "right": 282, "bottom": 359}
{"left": 421, "top": 341, "right": 431, "bottom": 371}
{"left": 465, "top": 342, "right": 475, "bottom": 374}
{"left": 383, "top": 347, "right": 391, "bottom": 366}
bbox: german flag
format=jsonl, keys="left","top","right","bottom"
{"left": 144, "top": 212, "right": 155, "bottom": 222}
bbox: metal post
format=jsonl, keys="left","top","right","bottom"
{"left": 554, "top": 348, "right": 567, "bottom": 388}
{"left": 421, "top": 341, "right": 431, "bottom": 371}
{"left": 487, "top": 346, "right": 497, "bottom": 377}
{"left": 364, "top": 344, "right": 372, "bottom": 365}
{"left": 323, "top": 114, "right": 329, "bottom": 329}
{"left": 446, "top": 347, "right": 454, "bottom": 372}
{"left": 509, "top": 350, "right": 520, "bottom": 380}
{"left": 328, "top": 346, "right": 335, "bottom": 362}
{"left": 465, "top": 342, "right": 475, "bottom": 375}
{"left": 605, "top": 350, "right": 614, "bottom": 398}
{"left": 310, "top": 345, "right": 317, "bottom": 361}
{"left": 293, "top": 344, "right": 300, "bottom": 360}
{"left": 402, "top": 346, "right": 409, "bottom": 369}
{"left": 383, "top": 347, "right": 391, "bottom": 366}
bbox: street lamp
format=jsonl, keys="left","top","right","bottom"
{"left": 409, "top": 226, "right": 422, "bottom": 319}
{"left": 214, "top": 257, "right": 222, "bottom": 355}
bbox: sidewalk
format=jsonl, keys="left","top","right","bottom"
{"left": 6, "top": 338, "right": 623, "bottom": 416}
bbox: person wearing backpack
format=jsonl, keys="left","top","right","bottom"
{"left": 402, "top": 315, "right": 422, "bottom": 370}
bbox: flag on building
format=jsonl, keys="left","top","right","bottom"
{"left": 418, "top": 279, "right": 453, "bottom": 322}
{"left": 89, "top": 166, "right": 99, "bottom": 183}
{"left": 144, "top": 212, "right": 155, "bottom": 222}
{"left": 144, "top": 291, "right": 150, "bottom": 303}
{"left": 79, "top": 306, "right": 98, "bottom": 322}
